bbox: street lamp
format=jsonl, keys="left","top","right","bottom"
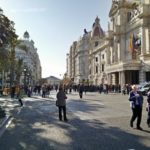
{"left": 24, "top": 68, "right": 27, "bottom": 86}
{"left": 0, "top": 73, "right": 2, "bottom": 96}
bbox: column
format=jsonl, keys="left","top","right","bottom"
{"left": 121, "top": 71, "right": 125, "bottom": 87}
{"left": 141, "top": 27, "right": 146, "bottom": 55}
{"left": 145, "top": 28, "right": 150, "bottom": 54}
{"left": 139, "top": 61, "right": 145, "bottom": 84}
{"left": 107, "top": 74, "right": 111, "bottom": 85}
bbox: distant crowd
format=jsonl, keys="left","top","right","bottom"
{"left": 1, "top": 83, "right": 134, "bottom": 97}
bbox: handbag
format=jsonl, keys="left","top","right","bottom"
{"left": 56, "top": 100, "right": 58, "bottom": 107}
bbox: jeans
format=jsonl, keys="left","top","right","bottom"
{"left": 58, "top": 106, "right": 67, "bottom": 121}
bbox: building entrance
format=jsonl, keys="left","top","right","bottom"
{"left": 125, "top": 70, "right": 139, "bottom": 85}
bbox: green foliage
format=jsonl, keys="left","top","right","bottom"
{"left": 15, "top": 59, "right": 23, "bottom": 84}
{"left": 0, "top": 9, "right": 18, "bottom": 47}
{"left": 0, "top": 8, "right": 18, "bottom": 73}
{"left": 0, "top": 47, "right": 10, "bottom": 71}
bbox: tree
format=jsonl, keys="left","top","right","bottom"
{"left": 0, "top": 8, "right": 18, "bottom": 87}
{"left": 0, "top": 8, "right": 18, "bottom": 47}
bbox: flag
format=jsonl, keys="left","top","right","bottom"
{"left": 129, "top": 33, "right": 135, "bottom": 53}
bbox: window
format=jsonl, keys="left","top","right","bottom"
{"left": 102, "top": 64, "right": 104, "bottom": 72}
{"left": 102, "top": 54, "right": 104, "bottom": 59}
{"left": 96, "top": 66, "right": 98, "bottom": 73}
{"left": 127, "top": 12, "right": 132, "bottom": 22}
{"left": 95, "top": 41, "right": 98, "bottom": 47}
{"left": 95, "top": 57, "right": 98, "bottom": 62}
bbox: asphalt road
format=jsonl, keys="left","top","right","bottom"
{"left": 0, "top": 91, "right": 150, "bottom": 150}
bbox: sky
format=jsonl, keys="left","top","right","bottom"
{"left": 0, "top": 0, "right": 112, "bottom": 79}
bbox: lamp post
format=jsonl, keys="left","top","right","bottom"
{"left": 0, "top": 72, "right": 2, "bottom": 96}
{"left": 24, "top": 68, "right": 27, "bottom": 87}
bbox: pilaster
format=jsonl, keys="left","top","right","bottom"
{"left": 139, "top": 61, "right": 146, "bottom": 83}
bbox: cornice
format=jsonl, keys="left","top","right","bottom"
{"left": 106, "top": 61, "right": 141, "bottom": 73}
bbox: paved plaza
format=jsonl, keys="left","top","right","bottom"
{"left": 0, "top": 91, "right": 150, "bottom": 150}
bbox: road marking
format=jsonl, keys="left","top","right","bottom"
{"left": 6, "top": 117, "right": 13, "bottom": 128}
{"left": 0, "top": 117, "right": 13, "bottom": 138}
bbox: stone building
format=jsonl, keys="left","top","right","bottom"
{"left": 67, "top": 30, "right": 91, "bottom": 84}
{"left": 88, "top": 16, "right": 106, "bottom": 85}
{"left": 106, "top": 0, "right": 150, "bottom": 86}
{"left": 15, "top": 31, "right": 41, "bottom": 85}
{"left": 66, "top": 0, "right": 150, "bottom": 87}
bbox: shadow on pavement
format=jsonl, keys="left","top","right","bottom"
{"left": 0, "top": 98, "right": 149, "bottom": 150}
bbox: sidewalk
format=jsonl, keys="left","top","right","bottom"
{"left": 0, "top": 96, "right": 22, "bottom": 137}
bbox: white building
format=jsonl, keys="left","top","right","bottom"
{"left": 66, "top": 0, "right": 150, "bottom": 87}
{"left": 15, "top": 31, "right": 41, "bottom": 85}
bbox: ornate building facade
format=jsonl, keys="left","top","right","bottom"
{"left": 106, "top": 0, "right": 150, "bottom": 86}
{"left": 15, "top": 31, "right": 41, "bottom": 85}
{"left": 66, "top": 0, "right": 150, "bottom": 87}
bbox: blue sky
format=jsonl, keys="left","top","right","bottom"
{"left": 0, "top": 0, "right": 112, "bottom": 78}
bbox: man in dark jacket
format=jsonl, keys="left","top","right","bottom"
{"left": 56, "top": 86, "right": 68, "bottom": 122}
{"left": 78, "top": 84, "right": 84, "bottom": 99}
{"left": 129, "top": 85, "right": 143, "bottom": 130}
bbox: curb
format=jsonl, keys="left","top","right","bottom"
{"left": 0, "top": 115, "right": 13, "bottom": 137}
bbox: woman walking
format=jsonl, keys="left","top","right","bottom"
{"left": 56, "top": 86, "right": 68, "bottom": 122}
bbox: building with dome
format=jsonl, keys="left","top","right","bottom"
{"left": 15, "top": 31, "right": 41, "bottom": 85}
{"left": 66, "top": 0, "right": 150, "bottom": 87}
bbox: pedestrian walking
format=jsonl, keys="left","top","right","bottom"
{"left": 56, "top": 86, "right": 68, "bottom": 122}
{"left": 122, "top": 84, "right": 126, "bottom": 95}
{"left": 16, "top": 85, "right": 24, "bottom": 107}
{"left": 11, "top": 85, "right": 16, "bottom": 98}
{"left": 42, "top": 85, "right": 46, "bottom": 98}
{"left": 146, "top": 89, "right": 150, "bottom": 127}
{"left": 78, "top": 84, "right": 84, "bottom": 99}
{"left": 128, "top": 85, "right": 143, "bottom": 130}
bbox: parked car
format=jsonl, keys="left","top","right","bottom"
{"left": 138, "top": 83, "right": 150, "bottom": 95}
